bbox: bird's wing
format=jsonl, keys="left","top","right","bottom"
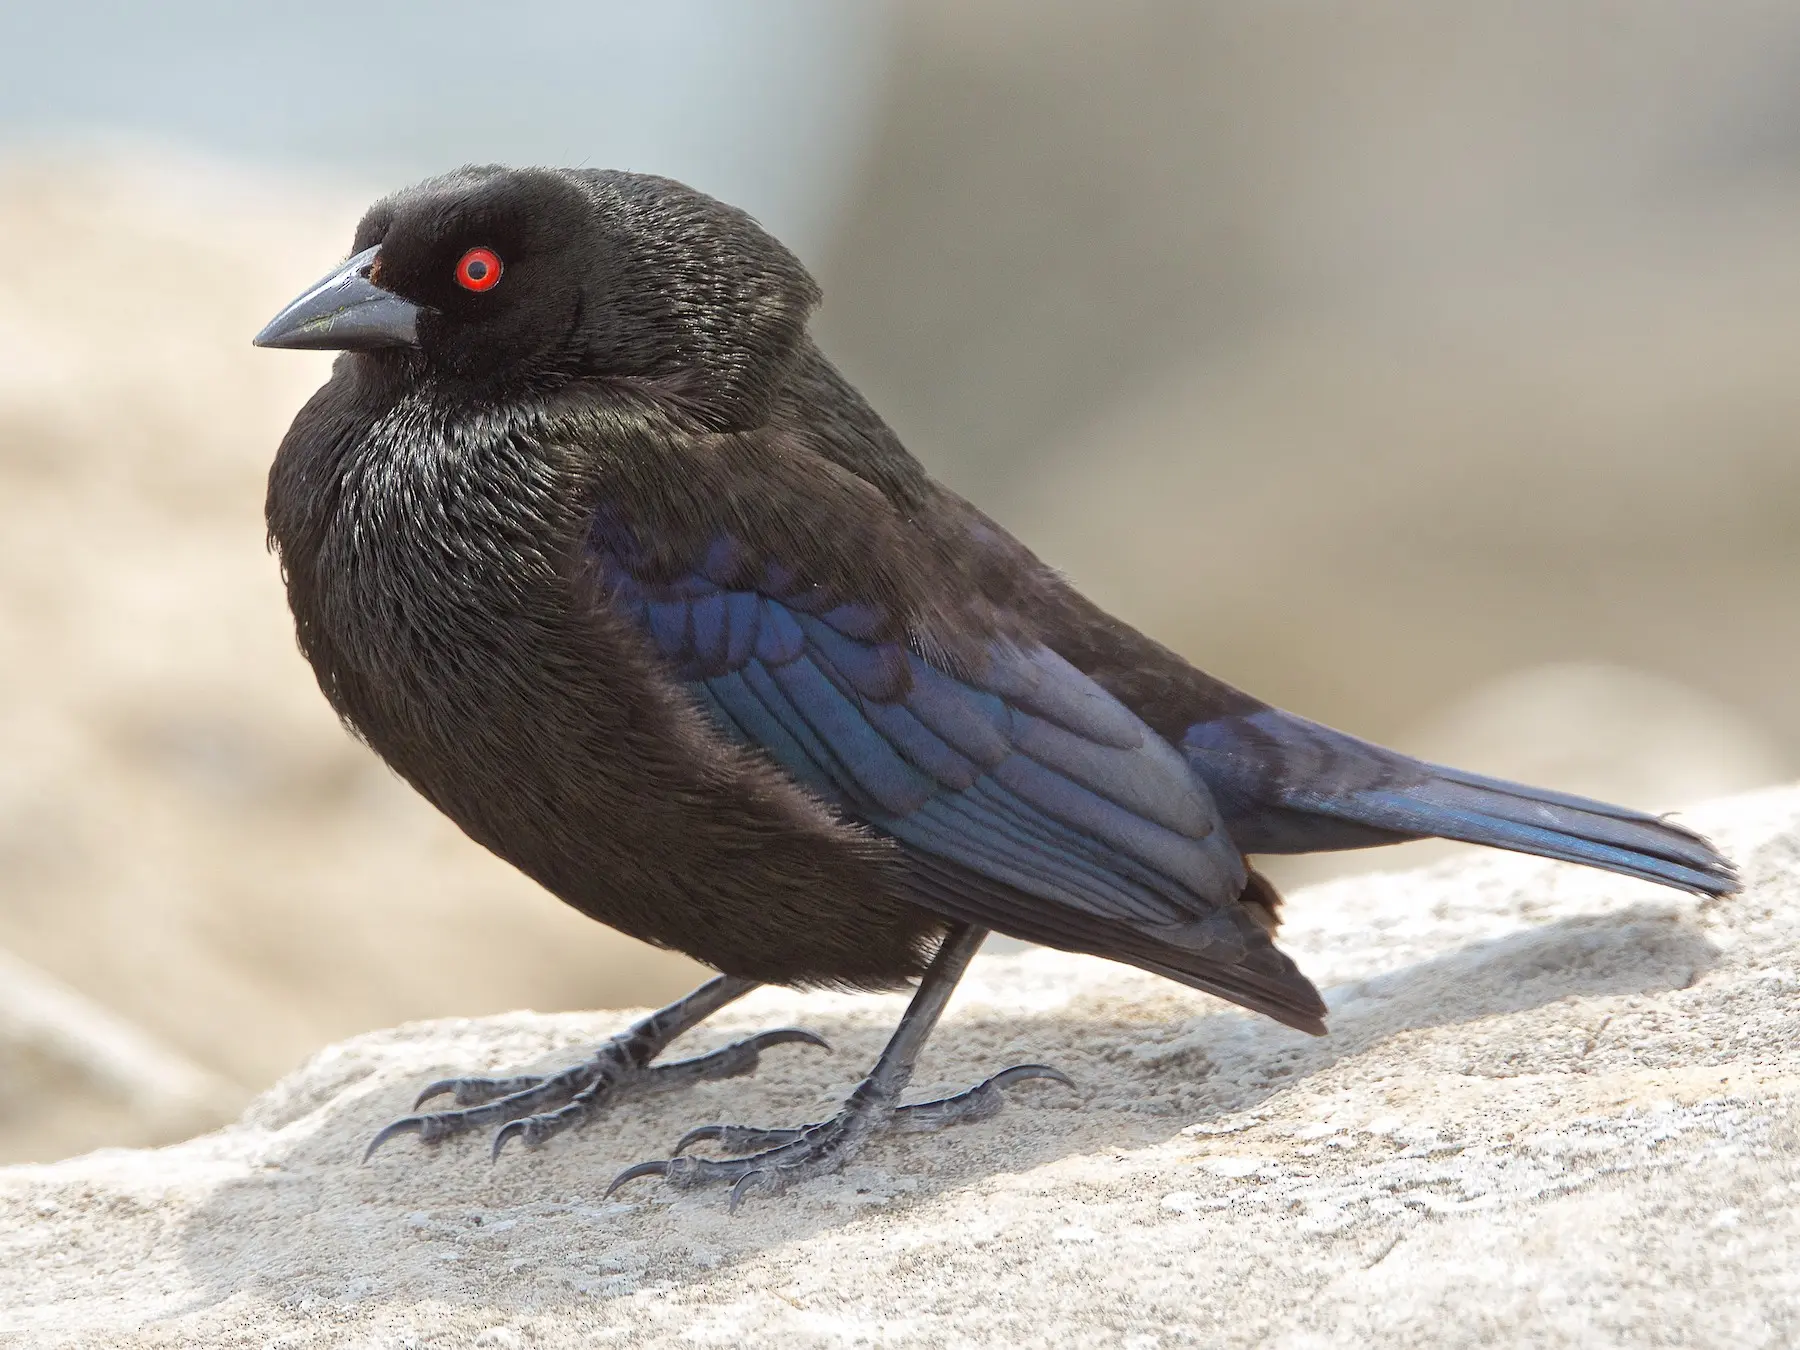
{"left": 591, "top": 516, "right": 1327, "bottom": 1032}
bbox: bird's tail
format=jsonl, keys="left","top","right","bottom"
{"left": 1182, "top": 708, "right": 1738, "bottom": 896}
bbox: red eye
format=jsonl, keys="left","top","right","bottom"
{"left": 454, "top": 246, "right": 503, "bottom": 292}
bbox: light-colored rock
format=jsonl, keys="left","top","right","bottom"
{"left": 3, "top": 787, "right": 1796, "bottom": 1347}
{"left": 0, "top": 948, "right": 235, "bottom": 1164}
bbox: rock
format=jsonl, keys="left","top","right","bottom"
{"left": 2, "top": 787, "right": 1796, "bottom": 1347}
{"left": 0, "top": 947, "right": 235, "bottom": 1162}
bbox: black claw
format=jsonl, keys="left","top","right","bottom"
{"left": 985, "top": 1063, "right": 1076, "bottom": 1092}
{"left": 884, "top": 1061, "right": 1077, "bottom": 1135}
{"left": 640, "top": 1025, "right": 835, "bottom": 1092}
{"left": 672, "top": 1121, "right": 810, "bottom": 1156}
{"left": 672, "top": 1124, "right": 727, "bottom": 1156}
{"left": 570, "top": 927, "right": 1002, "bottom": 1207}
{"left": 371, "top": 1058, "right": 618, "bottom": 1162}
{"left": 604, "top": 1158, "right": 671, "bottom": 1199}
{"left": 608, "top": 1057, "right": 1070, "bottom": 1205}
{"left": 728, "top": 1170, "right": 771, "bottom": 1214}
{"left": 490, "top": 1118, "right": 529, "bottom": 1162}
{"left": 413, "top": 1072, "right": 549, "bottom": 1110}
{"left": 362, "top": 1115, "right": 424, "bottom": 1163}
{"left": 747, "top": 1027, "right": 833, "bottom": 1054}
{"left": 365, "top": 976, "right": 771, "bottom": 1175}
{"left": 410, "top": 1078, "right": 466, "bottom": 1109}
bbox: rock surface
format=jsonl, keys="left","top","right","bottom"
{"left": 3, "top": 787, "right": 1797, "bottom": 1348}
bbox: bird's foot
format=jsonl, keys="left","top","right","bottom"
{"left": 362, "top": 1022, "right": 827, "bottom": 1163}
{"left": 605, "top": 1062, "right": 1073, "bottom": 1211}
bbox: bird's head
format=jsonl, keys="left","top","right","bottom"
{"left": 254, "top": 166, "right": 821, "bottom": 427}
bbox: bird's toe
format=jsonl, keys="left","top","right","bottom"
{"left": 605, "top": 1059, "right": 1074, "bottom": 1210}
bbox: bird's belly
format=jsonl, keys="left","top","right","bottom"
{"left": 308, "top": 558, "right": 937, "bottom": 988}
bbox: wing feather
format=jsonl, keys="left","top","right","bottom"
{"left": 593, "top": 527, "right": 1328, "bottom": 1031}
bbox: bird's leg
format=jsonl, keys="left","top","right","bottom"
{"left": 363, "top": 974, "right": 830, "bottom": 1163}
{"left": 605, "top": 924, "right": 1074, "bottom": 1211}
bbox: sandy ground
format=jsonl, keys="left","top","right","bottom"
{"left": 1, "top": 785, "right": 1793, "bottom": 1347}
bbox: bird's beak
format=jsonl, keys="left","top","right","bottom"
{"left": 253, "top": 245, "right": 421, "bottom": 351}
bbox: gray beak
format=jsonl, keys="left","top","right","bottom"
{"left": 253, "top": 245, "right": 421, "bottom": 350}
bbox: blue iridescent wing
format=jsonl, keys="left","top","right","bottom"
{"left": 594, "top": 533, "right": 1247, "bottom": 928}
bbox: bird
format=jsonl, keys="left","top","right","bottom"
{"left": 254, "top": 165, "right": 1736, "bottom": 1209}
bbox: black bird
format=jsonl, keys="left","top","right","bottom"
{"left": 254, "top": 166, "right": 1736, "bottom": 1207}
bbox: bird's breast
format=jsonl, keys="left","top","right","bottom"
{"left": 278, "top": 403, "right": 630, "bottom": 758}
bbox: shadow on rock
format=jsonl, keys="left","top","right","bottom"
{"left": 1131, "top": 902, "right": 1722, "bottom": 1119}
{"left": 171, "top": 903, "right": 1715, "bottom": 1315}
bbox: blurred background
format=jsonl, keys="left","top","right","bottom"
{"left": 1, "top": 0, "right": 1795, "bottom": 1163}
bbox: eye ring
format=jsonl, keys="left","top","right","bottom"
{"left": 454, "top": 246, "right": 503, "bottom": 292}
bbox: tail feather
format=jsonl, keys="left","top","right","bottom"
{"left": 1184, "top": 709, "right": 1738, "bottom": 897}
{"left": 899, "top": 853, "right": 1330, "bottom": 1035}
